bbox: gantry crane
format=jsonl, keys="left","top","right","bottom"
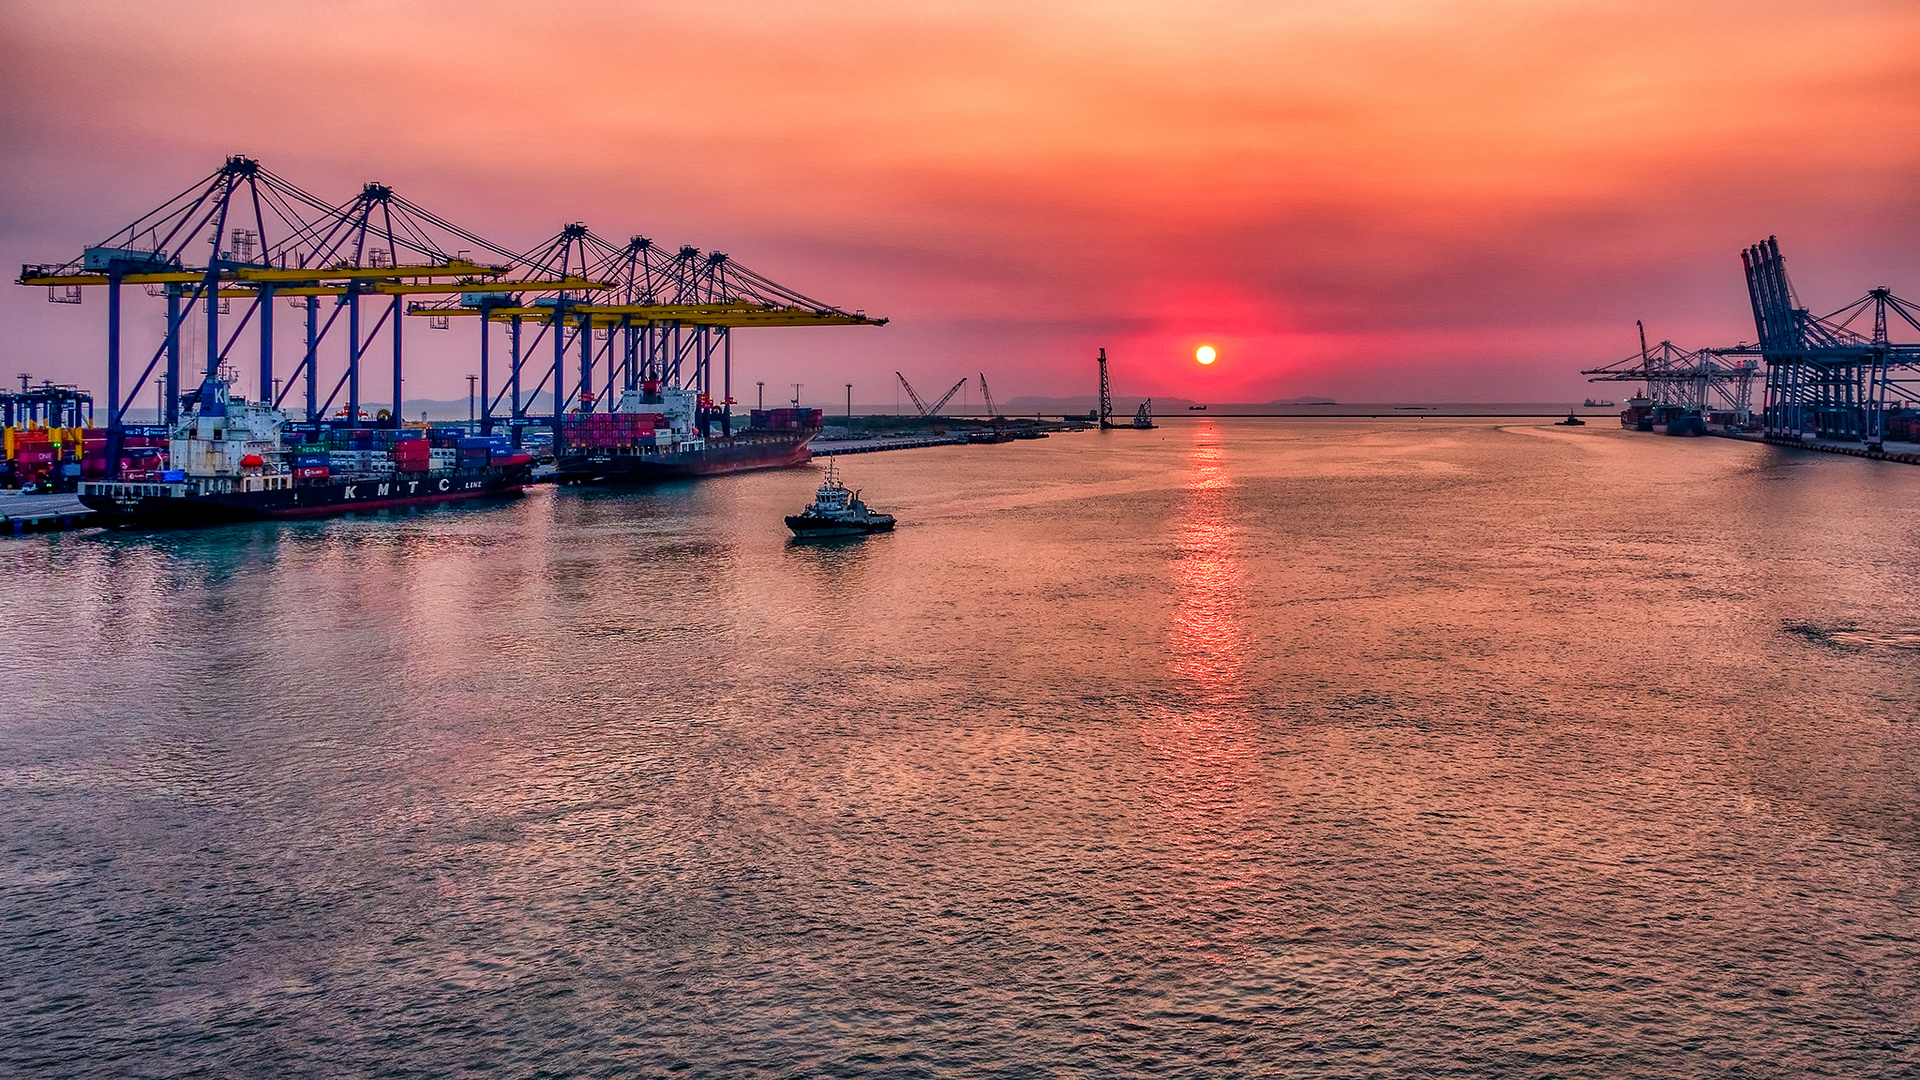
{"left": 18, "top": 156, "right": 888, "bottom": 468}
{"left": 1581, "top": 322, "right": 1758, "bottom": 421}
{"left": 413, "top": 230, "right": 887, "bottom": 440}
{"left": 1581, "top": 239, "right": 1920, "bottom": 447}
{"left": 1742, "top": 236, "right": 1920, "bottom": 446}
{"left": 13, "top": 156, "right": 596, "bottom": 468}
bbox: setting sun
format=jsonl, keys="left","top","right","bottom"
{"left": 1196, "top": 345, "right": 1216, "bottom": 365}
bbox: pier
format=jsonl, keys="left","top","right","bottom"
{"left": 1712, "top": 429, "right": 1920, "bottom": 465}
{"left": 1, "top": 493, "right": 94, "bottom": 536}
{"left": 811, "top": 434, "right": 970, "bottom": 456}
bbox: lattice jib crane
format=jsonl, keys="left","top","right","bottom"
{"left": 896, "top": 372, "right": 930, "bottom": 415}
{"left": 895, "top": 373, "right": 966, "bottom": 417}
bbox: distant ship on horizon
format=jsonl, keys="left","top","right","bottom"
{"left": 1584, "top": 397, "right": 1616, "bottom": 408}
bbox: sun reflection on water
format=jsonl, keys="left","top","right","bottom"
{"left": 1140, "top": 425, "right": 1273, "bottom": 946}
{"left": 1166, "top": 429, "right": 1248, "bottom": 700}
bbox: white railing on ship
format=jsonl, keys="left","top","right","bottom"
{"left": 78, "top": 481, "right": 190, "bottom": 498}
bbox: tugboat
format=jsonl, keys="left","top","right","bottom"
{"left": 785, "top": 460, "right": 895, "bottom": 537}
{"left": 1555, "top": 409, "right": 1586, "bottom": 426}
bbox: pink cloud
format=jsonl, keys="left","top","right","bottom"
{"left": 3, "top": 0, "right": 1916, "bottom": 406}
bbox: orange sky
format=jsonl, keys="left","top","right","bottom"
{"left": 3, "top": 0, "right": 1917, "bottom": 406}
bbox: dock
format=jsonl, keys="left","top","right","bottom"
{"left": 1, "top": 493, "right": 94, "bottom": 536}
{"left": 1712, "top": 429, "right": 1920, "bottom": 465}
{"left": 811, "top": 434, "right": 971, "bottom": 456}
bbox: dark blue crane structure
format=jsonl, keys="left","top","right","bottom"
{"left": 1584, "top": 238, "right": 1919, "bottom": 446}
{"left": 17, "top": 156, "right": 885, "bottom": 475}
{"left": 1742, "top": 237, "right": 1920, "bottom": 448}
{"left": 413, "top": 230, "right": 884, "bottom": 443}
{"left": 1581, "top": 321, "right": 1759, "bottom": 420}
{"left": 1, "top": 378, "right": 93, "bottom": 429}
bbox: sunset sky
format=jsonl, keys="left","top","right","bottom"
{"left": 3, "top": 0, "right": 1917, "bottom": 407}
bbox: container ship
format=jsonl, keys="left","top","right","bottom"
{"left": 1616, "top": 394, "right": 1705, "bottom": 436}
{"left": 552, "top": 384, "right": 819, "bottom": 484}
{"left": 76, "top": 377, "right": 533, "bottom": 526}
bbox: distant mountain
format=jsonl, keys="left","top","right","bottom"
{"left": 388, "top": 392, "right": 558, "bottom": 422}
{"left": 1270, "top": 396, "right": 1338, "bottom": 405}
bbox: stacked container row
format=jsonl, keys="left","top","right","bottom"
{"left": 749, "top": 408, "right": 823, "bottom": 431}
{"left": 561, "top": 412, "right": 662, "bottom": 449}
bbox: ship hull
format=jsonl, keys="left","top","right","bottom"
{"left": 554, "top": 431, "right": 815, "bottom": 484}
{"left": 78, "top": 466, "right": 532, "bottom": 526}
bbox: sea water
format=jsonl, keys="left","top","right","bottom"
{"left": 3, "top": 418, "right": 1917, "bottom": 1078}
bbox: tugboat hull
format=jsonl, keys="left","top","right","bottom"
{"left": 785, "top": 515, "right": 894, "bottom": 537}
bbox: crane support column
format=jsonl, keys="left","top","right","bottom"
{"left": 258, "top": 284, "right": 274, "bottom": 409}
{"left": 106, "top": 268, "right": 122, "bottom": 479}
{"left": 510, "top": 314, "right": 523, "bottom": 448}
{"left": 478, "top": 308, "right": 491, "bottom": 436}
{"left": 551, "top": 304, "right": 566, "bottom": 441}
{"left": 204, "top": 265, "right": 220, "bottom": 384}
{"left": 390, "top": 293, "right": 403, "bottom": 426}
{"left": 347, "top": 286, "right": 361, "bottom": 424}
{"left": 304, "top": 296, "right": 319, "bottom": 423}
{"left": 578, "top": 311, "right": 592, "bottom": 414}
{"left": 165, "top": 287, "right": 182, "bottom": 425}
